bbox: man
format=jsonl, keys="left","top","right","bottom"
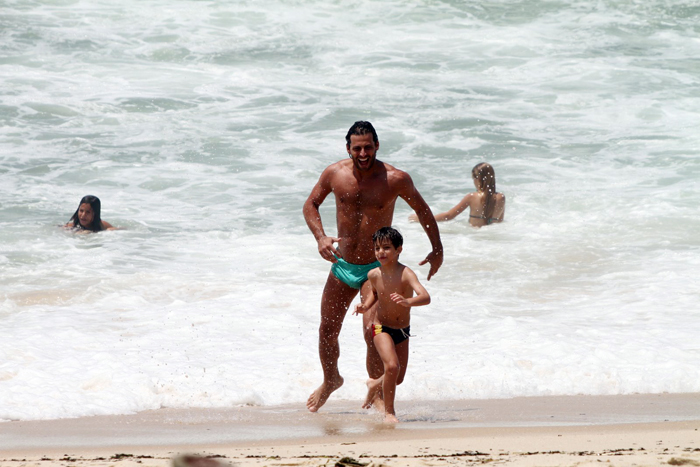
{"left": 303, "top": 121, "right": 443, "bottom": 413}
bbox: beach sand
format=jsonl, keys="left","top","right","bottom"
{"left": 1, "top": 394, "right": 699, "bottom": 466}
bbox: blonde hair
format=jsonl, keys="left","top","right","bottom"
{"left": 472, "top": 162, "right": 497, "bottom": 219}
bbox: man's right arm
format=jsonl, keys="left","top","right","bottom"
{"left": 303, "top": 167, "right": 341, "bottom": 262}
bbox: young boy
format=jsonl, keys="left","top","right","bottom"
{"left": 354, "top": 226, "right": 430, "bottom": 423}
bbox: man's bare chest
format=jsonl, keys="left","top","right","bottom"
{"left": 334, "top": 183, "right": 398, "bottom": 211}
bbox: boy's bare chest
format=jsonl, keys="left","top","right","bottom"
{"left": 375, "top": 273, "right": 406, "bottom": 296}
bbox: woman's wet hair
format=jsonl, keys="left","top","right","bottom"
{"left": 69, "top": 195, "right": 103, "bottom": 232}
{"left": 345, "top": 121, "right": 379, "bottom": 145}
{"left": 472, "top": 162, "right": 497, "bottom": 220}
{"left": 372, "top": 226, "right": 403, "bottom": 249}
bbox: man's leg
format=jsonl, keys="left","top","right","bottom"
{"left": 360, "top": 279, "right": 386, "bottom": 412}
{"left": 307, "top": 272, "right": 359, "bottom": 413}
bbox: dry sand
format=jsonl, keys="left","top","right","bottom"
{"left": 1, "top": 393, "right": 699, "bottom": 466}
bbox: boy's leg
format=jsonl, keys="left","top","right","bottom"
{"left": 373, "top": 332, "right": 400, "bottom": 422}
{"left": 395, "top": 338, "right": 410, "bottom": 386}
{"left": 307, "top": 273, "right": 359, "bottom": 412}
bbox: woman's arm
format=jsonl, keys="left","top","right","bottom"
{"left": 433, "top": 193, "right": 474, "bottom": 221}
{"left": 496, "top": 193, "right": 506, "bottom": 221}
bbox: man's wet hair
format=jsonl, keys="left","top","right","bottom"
{"left": 372, "top": 226, "right": 403, "bottom": 249}
{"left": 346, "top": 121, "right": 378, "bottom": 145}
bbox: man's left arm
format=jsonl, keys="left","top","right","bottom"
{"left": 398, "top": 174, "right": 444, "bottom": 280}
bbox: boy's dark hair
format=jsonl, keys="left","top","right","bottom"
{"left": 372, "top": 226, "right": 403, "bottom": 248}
{"left": 345, "top": 121, "right": 379, "bottom": 145}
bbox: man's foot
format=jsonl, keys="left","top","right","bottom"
{"left": 384, "top": 413, "right": 399, "bottom": 424}
{"left": 362, "top": 378, "right": 382, "bottom": 409}
{"left": 371, "top": 394, "right": 385, "bottom": 414}
{"left": 306, "top": 376, "right": 344, "bottom": 412}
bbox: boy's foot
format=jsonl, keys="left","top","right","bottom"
{"left": 384, "top": 413, "right": 399, "bottom": 424}
{"left": 306, "top": 376, "right": 343, "bottom": 412}
{"left": 362, "top": 378, "right": 383, "bottom": 410}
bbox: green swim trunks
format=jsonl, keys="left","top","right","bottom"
{"left": 331, "top": 258, "right": 380, "bottom": 289}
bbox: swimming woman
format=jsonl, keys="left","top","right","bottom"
{"left": 64, "top": 195, "right": 117, "bottom": 232}
{"left": 410, "top": 162, "right": 505, "bottom": 227}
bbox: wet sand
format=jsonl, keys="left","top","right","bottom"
{"left": 1, "top": 393, "right": 699, "bottom": 466}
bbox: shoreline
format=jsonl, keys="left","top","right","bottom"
{"left": 1, "top": 393, "right": 699, "bottom": 466}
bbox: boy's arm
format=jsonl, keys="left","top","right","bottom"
{"left": 354, "top": 271, "right": 378, "bottom": 314}
{"left": 356, "top": 292, "right": 377, "bottom": 314}
{"left": 391, "top": 268, "right": 431, "bottom": 307}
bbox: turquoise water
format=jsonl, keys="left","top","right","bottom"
{"left": 1, "top": 0, "right": 699, "bottom": 421}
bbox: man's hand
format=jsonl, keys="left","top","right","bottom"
{"left": 317, "top": 236, "right": 341, "bottom": 263}
{"left": 418, "top": 248, "right": 443, "bottom": 281}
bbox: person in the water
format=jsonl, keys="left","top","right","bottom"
{"left": 410, "top": 162, "right": 505, "bottom": 227}
{"left": 303, "top": 121, "right": 443, "bottom": 413}
{"left": 353, "top": 227, "right": 431, "bottom": 424}
{"left": 65, "top": 195, "right": 117, "bottom": 232}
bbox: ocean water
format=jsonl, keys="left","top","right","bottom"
{"left": 1, "top": 0, "right": 699, "bottom": 422}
